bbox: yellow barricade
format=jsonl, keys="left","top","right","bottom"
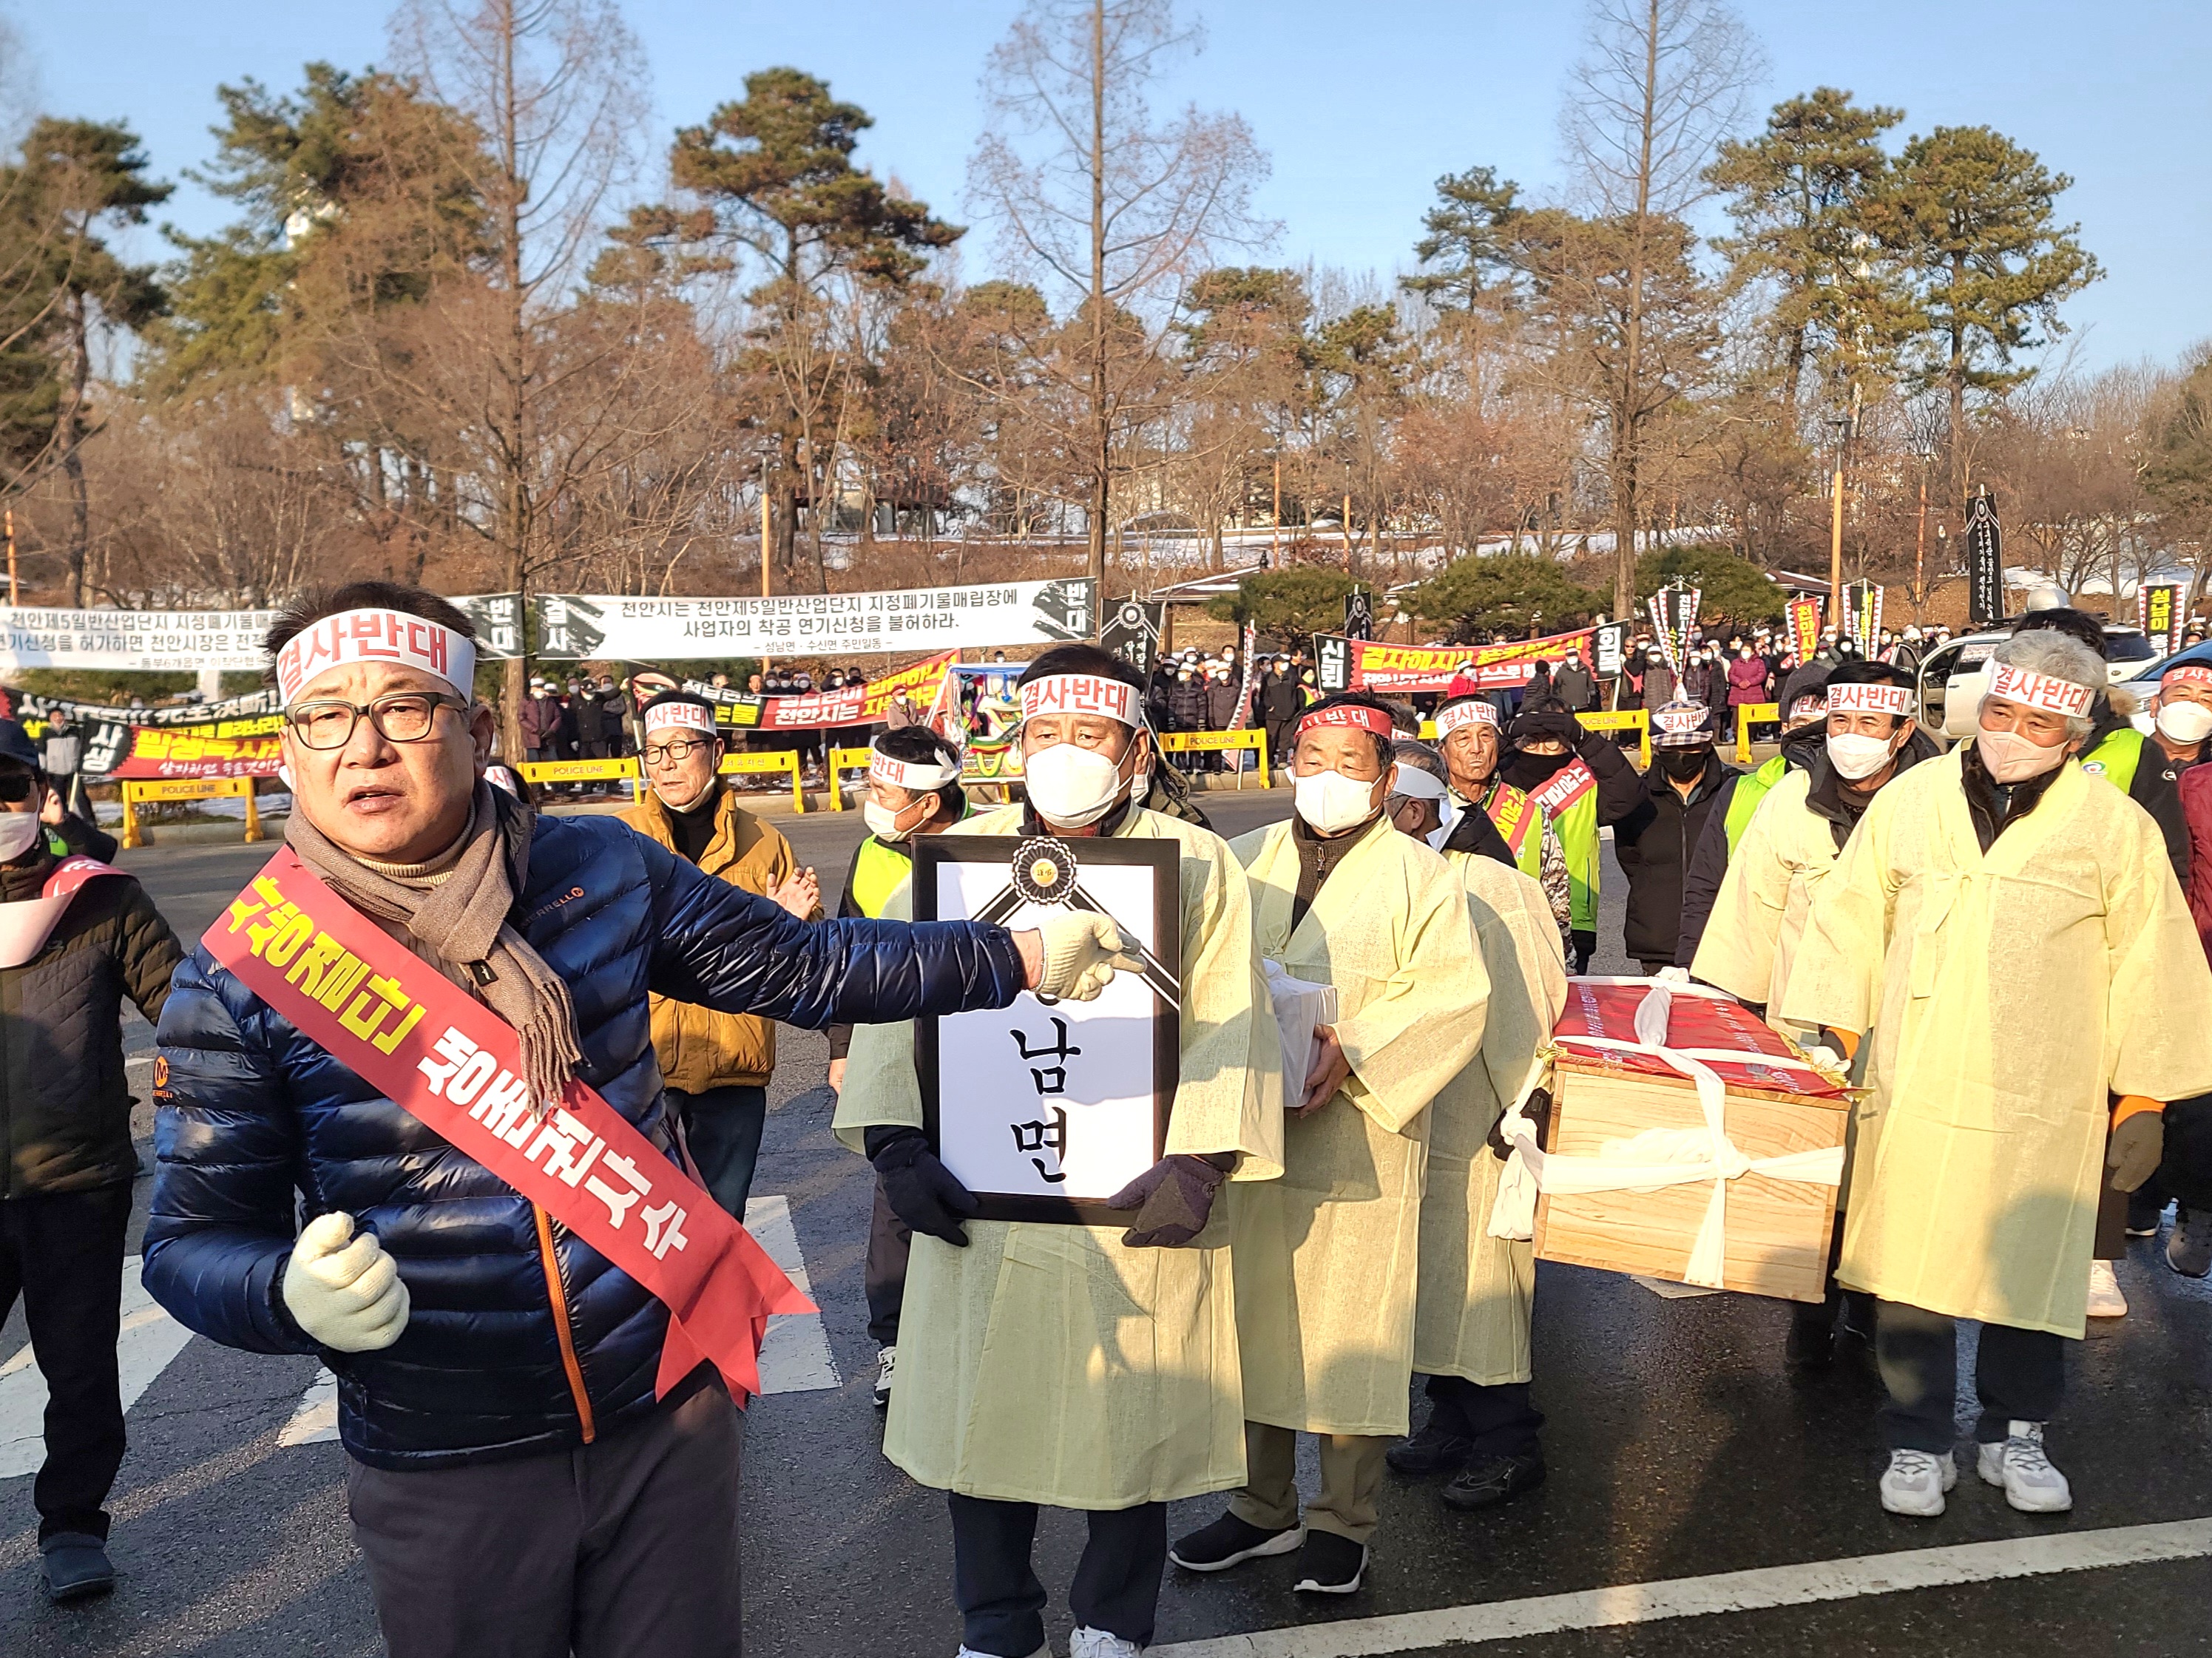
{"left": 1157, "top": 728, "right": 1271, "bottom": 789}
{"left": 518, "top": 757, "right": 640, "bottom": 785}
{"left": 1576, "top": 709, "right": 1650, "bottom": 770}
{"left": 120, "top": 776, "right": 264, "bottom": 850}
{"left": 1734, "top": 703, "right": 1781, "bottom": 765}
{"left": 718, "top": 748, "right": 805, "bottom": 813}
{"left": 827, "top": 746, "right": 873, "bottom": 812}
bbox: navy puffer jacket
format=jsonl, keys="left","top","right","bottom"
{"left": 143, "top": 812, "right": 1026, "bottom": 1470}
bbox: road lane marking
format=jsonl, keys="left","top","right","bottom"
{"left": 1151, "top": 1519, "right": 2212, "bottom": 1657}
{"left": 748, "top": 1194, "right": 839, "bottom": 1395}
{"left": 275, "top": 1191, "right": 837, "bottom": 1446}
{"left": 0, "top": 1257, "right": 195, "bottom": 1478}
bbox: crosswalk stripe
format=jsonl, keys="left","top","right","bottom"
{"left": 0, "top": 1257, "right": 195, "bottom": 1480}
{"left": 274, "top": 1192, "right": 840, "bottom": 1446}
{"left": 1149, "top": 1518, "right": 2212, "bottom": 1657}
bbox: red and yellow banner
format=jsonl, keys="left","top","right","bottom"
{"left": 695, "top": 650, "right": 957, "bottom": 733}
{"left": 1786, "top": 596, "right": 1822, "bottom": 664}
{"left": 1325, "top": 629, "right": 1596, "bottom": 694}
{"left": 203, "top": 850, "right": 813, "bottom": 1402}
{"left": 111, "top": 718, "right": 284, "bottom": 779}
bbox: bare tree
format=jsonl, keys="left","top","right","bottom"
{"left": 1560, "top": 0, "right": 1762, "bottom": 615}
{"left": 968, "top": 0, "right": 1273, "bottom": 608}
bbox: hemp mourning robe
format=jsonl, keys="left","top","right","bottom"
{"left": 1226, "top": 814, "right": 1486, "bottom": 1438}
{"left": 1691, "top": 768, "right": 1838, "bottom": 1040}
{"left": 833, "top": 804, "right": 1284, "bottom": 1508}
{"left": 1413, "top": 852, "right": 1568, "bottom": 1386}
{"left": 1782, "top": 751, "right": 2212, "bottom": 1337}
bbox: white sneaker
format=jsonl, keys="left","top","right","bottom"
{"left": 1978, "top": 1421, "right": 2073, "bottom": 1513}
{"left": 2086, "top": 1259, "right": 2128, "bottom": 1318}
{"left": 1071, "top": 1628, "right": 1144, "bottom": 1657}
{"left": 1878, "top": 1449, "right": 1957, "bottom": 1517}
{"left": 874, "top": 1345, "right": 896, "bottom": 1409}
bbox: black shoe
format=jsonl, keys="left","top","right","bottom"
{"left": 1440, "top": 1451, "right": 1547, "bottom": 1512}
{"left": 1169, "top": 1512, "right": 1303, "bottom": 1573}
{"left": 2169, "top": 1208, "right": 2212, "bottom": 1279}
{"left": 40, "top": 1534, "right": 115, "bottom": 1603}
{"left": 1385, "top": 1420, "right": 1475, "bottom": 1477}
{"left": 1291, "top": 1529, "right": 1367, "bottom": 1594}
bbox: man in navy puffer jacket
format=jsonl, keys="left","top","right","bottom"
{"left": 143, "top": 581, "right": 1138, "bottom": 1658}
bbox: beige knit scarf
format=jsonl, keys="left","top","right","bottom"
{"left": 286, "top": 779, "right": 585, "bottom": 1112}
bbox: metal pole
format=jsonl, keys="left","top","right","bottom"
{"left": 3, "top": 506, "right": 14, "bottom": 606}
{"left": 1828, "top": 446, "right": 1846, "bottom": 622}
{"left": 1914, "top": 471, "right": 1927, "bottom": 615}
{"left": 1271, "top": 457, "right": 1280, "bottom": 567}
{"left": 760, "top": 461, "right": 773, "bottom": 677}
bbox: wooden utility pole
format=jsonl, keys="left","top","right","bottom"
{"left": 1271, "top": 458, "right": 1281, "bottom": 567}
{"left": 1914, "top": 471, "right": 1928, "bottom": 615}
{"left": 3, "top": 507, "right": 16, "bottom": 607}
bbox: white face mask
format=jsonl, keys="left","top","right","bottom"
{"left": 2157, "top": 700, "right": 2212, "bottom": 745}
{"left": 1023, "top": 740, "right": 1130, "bottom": 828}
{"left": 0, "top": 811, "right": 44, "bottom": 864}
{"left": 1293, "top": 768, "right": 1385, "bottom": 836}
{"left": 862, "top": 794, "right": 930, "bottom": 843}
{"left": 1976, "top": 725, "right": 2069, "bottom": 785}
{"left": 1825, "top": 731, "right": 1898, "bottom": 782}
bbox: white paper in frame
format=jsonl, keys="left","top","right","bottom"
{"left": 915, "top": 835, "right": 1181, "bottom": 1225}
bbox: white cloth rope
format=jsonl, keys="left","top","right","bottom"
{"left": 1486, "top": 978, "right": 1844, "bottom": 1288}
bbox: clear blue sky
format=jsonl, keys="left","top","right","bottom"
{"left": 17, "top": 0, "right": 2209, "bottom": 373}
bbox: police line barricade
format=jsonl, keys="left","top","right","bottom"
{"left": 1734, "top": 703, "right": 1782, "bottom": 765}
{"left": 120, "top": 776, "right": 265, "bottom": 850}
{"left": 515, "top": 751, "right": 805, "bottom": 812}
{"left": 717, "top": 749, "right": 805, "bottom": 813}
{"left": 826, "top": 747, "right": 873, "bottom": 812}
{"left": 1577, "top": 709, "right": 1650, "bottom": 770}
{"left": 517, "top": 757, "right": 643, "bottom": 800}
{"left": 1157, "top": 728, "right": 1271, "bottom": 789}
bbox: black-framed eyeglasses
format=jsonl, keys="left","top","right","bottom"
{"left": 285, "top": 691, "right": 468, "bottom": 751}
{"left": 641, "top": 737, "right": 716, "bottom": 766}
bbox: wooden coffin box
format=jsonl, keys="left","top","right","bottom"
{"left": 1532, "top": 981, "right": 1850, "bottom": 1304}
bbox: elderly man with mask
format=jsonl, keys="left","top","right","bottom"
{"left": 1172, "top": 691, "right": 1483, "bottom": 1597}
{"left": 1783, "top": 630, "right": 2212, "bottom": 1520}
{"left": 1495, "top": 706, "right": 1641, "bottom": 972}
{"left": 141, "top": 581, "right": 1140, "bottom": 1658}
{"left": 619, "top": 692, "right": 820, "bottom": 1223}
{"left": 825, "top": 725, "right": 972, "bottom": 1410}
{"left": 1381, "top": 741, "right": 1567, "bottom": 1513}
{"left": 834, "top": 644, "right": 1279, "bottom": 1658}
{"left": 1691, "top": 660, "right": 1937, "bottom": 1367}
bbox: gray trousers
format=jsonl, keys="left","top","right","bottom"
{"left": 346, "top": 1381, "right": 744, "bottom": 1658}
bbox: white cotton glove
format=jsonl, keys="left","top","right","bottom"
{"left": 283, "top": 1211, "right": 410, "bottom": 1353}
{"left": 1032, "top": 911, "right": 1148, "bottom": 1001}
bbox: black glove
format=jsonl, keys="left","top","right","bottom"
{"left": 1488, "top": 1088, "right": 1553, "bottom": 1162}
{"left": 867, "top": 1127, "right": 980, "bottom": 1247}
{"left": 1106, "top": 1154, "right": 1231, "bottom": 1248}
{"left": 2108, "top": 1111, "right": 2165, "bottom": 1194}
{"left": 1570, "top": 930, "right": 1597, "bottom": 975}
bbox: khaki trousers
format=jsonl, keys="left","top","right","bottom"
{"left": 1228, "top": 1421, "right": 1388, "bottom": 1545}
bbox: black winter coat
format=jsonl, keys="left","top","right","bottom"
{"left": 143, "top": 812, "right": 1029, "bottom": 1470}
{"left": 1, "top": 857, "right": 183, "bottom": 1197}
{"left": 1611, "top": 751, "right": 1739, "bottom": 963}
{"left": 1168, "top": 680, "right": 1208, "bottom": 731}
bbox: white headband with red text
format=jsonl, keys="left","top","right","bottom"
{"left": 276, "top": 609, "right": 476, "bottom": 703}
{"left": 1018, "top": 673, "right": 1138, "bottom": 727}
{"left": 870, "top": 749, "right": 961, "bottom": 791}
{"left": 1435, "top": 700, "right": 1499, "bottom": 737}
{"left": 1986, "top": 660, "right": 2094, "bottom": 719}
{"left": 1826, "top": 681, "right": 1913, "bottom": 718}
{"left": 2163, "top": 664, "right": 2212, "bottom": 691}
{"left": 643, "top": 700, "right": 718, "bottom": 737}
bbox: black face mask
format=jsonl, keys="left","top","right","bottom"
{"left": 1660, "top": 747, "right": 1709, "bottom": 781}
{"left": 1501, "top": 748, "right": 1574, "bottom": 791}
{"left": 1781, "top": 727, "right": 1826, "bottom": 771}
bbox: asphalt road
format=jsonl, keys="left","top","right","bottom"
{"left": 4, "top": 785, "right": 2211, "bottom": 1657}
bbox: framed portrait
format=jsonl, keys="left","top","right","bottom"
{"left": 914, "top": 834, "right": 1182, "bottom": 1224}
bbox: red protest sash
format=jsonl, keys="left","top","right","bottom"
{"left": 1481, "top": 783, "right": 1538, "bottom": 859}
{"left": 1529, "top": 757, "right": 1597, "bottom": 819}
{"left": 201, "top": 849, "right": 813, "bottom": 1404}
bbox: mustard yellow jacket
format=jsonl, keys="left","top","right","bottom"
{"left": 619, "top": 787, "right": 797, "bottom": 1089}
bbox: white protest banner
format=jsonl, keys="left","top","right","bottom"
{"left": 532, "top": 579, "right": 1097, "bottom": 660}
{"left": 0, "top": 607, "right": 280, "bottom": 673}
